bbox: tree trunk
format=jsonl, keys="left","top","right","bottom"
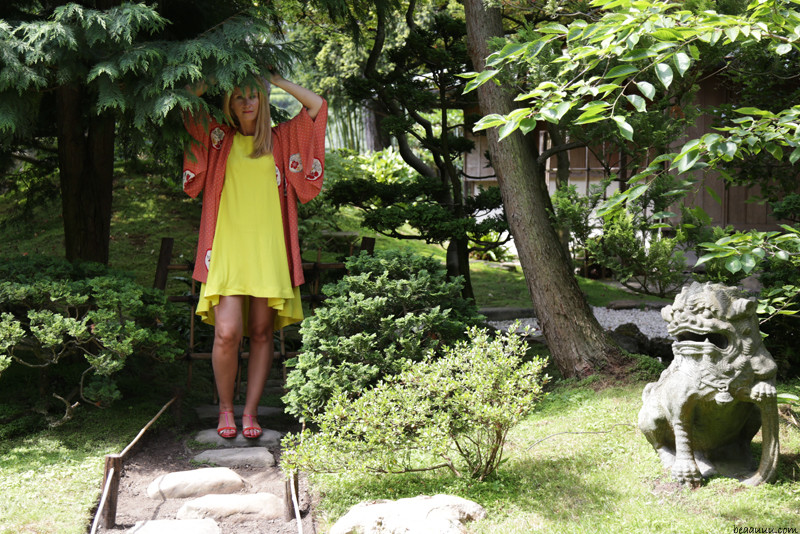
{"left": 56, "top": 83, "right": 115, "bottom": 265}
{"left": 363, "top": 101, "right": 390, "bottom": 152}
{"left": 463, "top": 0, "right": 623, "bottom": 378}
{"left": 446, "top": 237, "right": 475, "bottom": 302}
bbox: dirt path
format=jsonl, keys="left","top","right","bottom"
{"left": 94, "top": 409, "right": 317, "bottom": 534}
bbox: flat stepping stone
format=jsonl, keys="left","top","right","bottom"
{"left": 194, "top": 447, "right": 275, "bottom": 468}
{"left": 331, "top": 494, "right": 487, "bottom": 534}
{"left": 194, "top": 405, "right": 284, "bottom": 420}
{"left": 177, "top": 492, "right": 284, "bottom": 521}
{"left": 127, "top": 519, "right": 220, "bottom": 534}
{"left": 194, "top": 428, "right": 282, "bottom": 448}
{"left": 147, "top": 467, "right": 246, "bottom": 500}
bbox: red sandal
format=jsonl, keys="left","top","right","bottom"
{"left": 217, "top": 410, "right": 237, "bottom": 439}
{"left": 242, "top": 414, "right": 262, "bottom": 439}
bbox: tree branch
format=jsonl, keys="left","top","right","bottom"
{"left": 364, "top": 6, "right": 386, "bottom": 78}
{"left": 537, "top": 140, "right": 586, "bottom": 167}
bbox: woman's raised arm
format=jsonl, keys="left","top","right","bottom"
{"left": 269, "top": 73, "right": 324, "bottom": 120}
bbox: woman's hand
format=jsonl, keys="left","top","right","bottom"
{"left": 186, "top": 80, "right": 208, "bottom": 97}
{"left": 268, "top": 69, "right": 283, "bottom": 85}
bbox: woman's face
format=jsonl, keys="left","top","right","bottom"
{"left": 230, "top": 86, "right": 260, "bottom": 134}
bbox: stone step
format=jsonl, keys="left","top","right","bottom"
{"left": 194, "top": 404, "right": 285, "bottom": 420}
{"left": 194, "top": 428, "right": 283, "bottom": 448}
{"left": 331, "top": 494, "right": 486, "bottom": 534}
{"left": 193, "top": 447, "right": 276, "bottom": 468}
{"left": 177, "top": 492, "right": 284, "bottom": 521}
{"left": 127, "top": 519, "right": 220, "bottom": 534}
{"left": 147, "top": 467, "right": 247, "bottom": 500}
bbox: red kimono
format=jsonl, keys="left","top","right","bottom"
{"left": 182, "top": 101, "right": 328, "bottom": 288}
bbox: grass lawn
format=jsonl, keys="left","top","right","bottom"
{"left": 0, "top": 392, "right": 179, "bottom": 533}
{"left": 470, "top": 260, "right": 671, "bottom": 309}
{"left": 308, "top": 382, "right": 800, "bottom": 533}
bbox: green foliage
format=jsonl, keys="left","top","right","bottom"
{"left": 550, "top": 179, "right": 613, "bottom": 271}
{"left": 466, "top": 0, "right": 800, "bottom": 216}
{"left": 627, "top": 352, "right": 667, "bottom": 382}
{"left": 588, "top": 210, "right": 687, "bottom": 298}
{"left": 696, "top": 224, "right": 800, "bottom": 376}
{"left": 0, "top": 255, "right": 183, "bottom": 411}
{"left": 770, "top": 193, "right": 800, "bottom": 223}
{"left": 0, "top": 147, "right": 59, "bottom": 227}
{"left": 551, "top": 183, "right": 596, "bottom": 253}
{"left": 326, "top": 150, "right": 509, "bottom": 251}
{"left": 357, "top": 147, "right": 418, "bottom": 184}
{"left": 696, "top": 225, "right": 800, "bottom": 282}
{"left": 0, "top": 2, "right": 294, "bottom": 144}
{"left": 282, "top": 249, "right": 484, "bottom": 421}
{"left": 469, "top": 230, "right": 513, "bottom": 262}
{"left": 282, "top": 326, "right": 549, "bottom": 481}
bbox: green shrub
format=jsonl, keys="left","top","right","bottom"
{"left": 469, "top": 229, "right": 513, "bottom": 262}
{"left": 282, "top": 249, "right": 484, "bottom": 421}
{"left": 0, "top": 256, "right": 183, "bottom": 415}
{"left": 551, "top": 180, "right": 610, "bottom": 272}
{"left": 282, "top": 326, "right": 549, "bottom": 481}
{"left": 588, "top": 210, "right": 687, "bottom": 297}
{"left": 627, "top": 352, "right": 667, "bottom": 382}
{"left": 695, "top": 225, "right": 800, "bottom": 377}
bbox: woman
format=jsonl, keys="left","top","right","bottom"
{"left": 183, "top": 72, "right": 327, "bottom": 438}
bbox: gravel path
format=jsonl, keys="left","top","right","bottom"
{"left": 490, "top": 306, "right": 671, "bottom": 340}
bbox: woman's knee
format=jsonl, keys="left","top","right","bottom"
{"left": 248, "top": 322, "right": 272, "bottom": 345}
{"left": 214, "top": 321, "right": 242, "bottom": 347}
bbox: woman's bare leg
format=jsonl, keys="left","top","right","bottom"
{"left": 242, "top": 297, "right": 276, "bottom": 436}
{"left": 212, "top": 295, "right": 244, "bottom": 435}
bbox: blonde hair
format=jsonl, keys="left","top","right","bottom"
{"left": 222, "top": 78, "right": 272, "bottom": 157}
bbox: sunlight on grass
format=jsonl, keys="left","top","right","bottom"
{"left": 0, "top": 436, "right": 108, "bottom": 533}
{"left": 470, "top": 261, "right": 530, "bottom": 308}
{"left": 470, "top": 260, "right": 671, "bottom": 309}
{"left": 308, "top": 383, "right": 800, "bottom": 534}
{"left": 0, "top": 401, "right": 170, "bottom": 534}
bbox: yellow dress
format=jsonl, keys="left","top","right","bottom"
{"left": 196, "top": 133, "right": 303, "bottom": 333}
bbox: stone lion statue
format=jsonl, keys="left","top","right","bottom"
{"left": 638, "top": 282, "right": 779, "bottom": 486}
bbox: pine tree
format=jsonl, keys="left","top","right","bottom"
{"left": 0, "top": 1, "right": 291, "bottom": 263}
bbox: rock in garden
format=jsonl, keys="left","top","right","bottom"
{"left": 330, "top": 494, "right": 487, "bottom": 534}
{"left": 610, "top": 322, "right": 649, "bottom": 354}
{"left": 146, "top": 467, "right": 246, "bottom": 500}
{"left": 193, "top": 447, "right": 276, "bottom": 468}
{"left": 176, "top": 492, "right": 284, "bottom": 521}
{"left": 127, "top": 518, "right": 220, "bottom": 534}
{"left": 194, "top": 428, "right": 283, "bottom": 448}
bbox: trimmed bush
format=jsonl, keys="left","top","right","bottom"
{"left": 0, "top": 256, "right": 183, "bottom": 413}
{"left": 282, "top": 249, "right": 484, "bottom": 421}
{"left": 282, "top": 326, "right": 549, "bottom": 481}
